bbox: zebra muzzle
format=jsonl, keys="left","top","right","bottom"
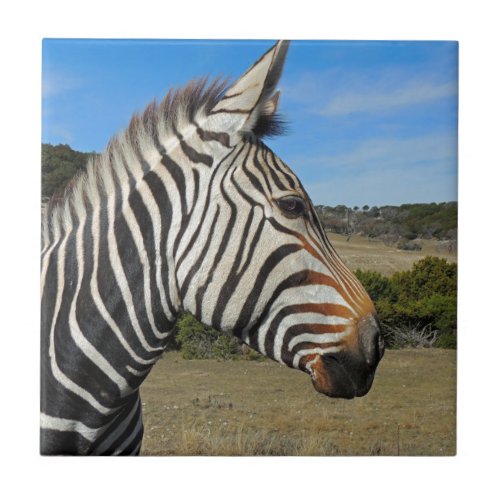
{"left": 308, "top": 352, "right": 375, "bottom": 399}
{"left": 307, "top": 315, "right": 384, "bottom": 399}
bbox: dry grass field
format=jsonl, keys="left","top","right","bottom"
{"left": 141, "top": 349, "right": 456, "bottom": 456}
{"left": 140, "top": 235, "right": 457, "bottom": 456}
{"left": 328, "top": 233, "right": 457, "bottom": 276}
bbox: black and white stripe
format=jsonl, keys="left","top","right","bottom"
{"left": 41, "top": 41, "right": 382, "bottom": 455}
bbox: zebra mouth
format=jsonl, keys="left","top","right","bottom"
{"left": 308, "top": 353, "right": 375, "bottom": 399}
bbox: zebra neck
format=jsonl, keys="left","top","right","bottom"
{"left": 40, "top": 149, "right": 182, "bottom": 455}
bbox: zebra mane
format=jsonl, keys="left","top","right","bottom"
{"left": 42, "top": 74, "right": 286, "bottom": 244}
{"left": 45, "top": 78, "right": 227, "bottom": 207}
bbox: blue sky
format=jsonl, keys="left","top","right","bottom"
{"left": 42, "top": 39, "right": 458, "bottom": 207}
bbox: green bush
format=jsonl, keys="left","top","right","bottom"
{"left": 396, "top": 239, "right": 422, "bottom": 251}
{"left": 354, "top": 270, "right": 397, "bottom": 302}
{"left": 420, "top": 294, "right": 457, "bottom": 348}
{"left": 391, "top": 257, "right": 457, "bottom": 301}
{"left": 383, "top": 295, "right": 456, "bottom": 342}
{"left": 434, "top": 330, "right": 457, "bottom": 349}
{"left": 212, "top": 334, "right": 241, "bottom": 360}
{"left": 356, "top": 257, "right": 457, "bottom": 348}
{"left": 175, "top": 313, "right": 240, "bottom": 360}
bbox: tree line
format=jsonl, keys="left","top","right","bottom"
{"left": 316, "top": 202, "right": 457, "bottom": 246}
{"left": 42, "top": 143, "right": 94, "bottom": 201}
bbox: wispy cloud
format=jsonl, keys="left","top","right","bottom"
{"left": 318, "top": 79, "right": 457, "bottom": 117}
{"left": 291, "top": 133, "right": 457, "bottom": 206}
{"left": 42, "top": 123, "right": 75, "bottom": 145}
{"left": 296, "top": 133, "right": 457, "bottom": 173}
{"left": 42, "top": 71, "right": 85, "bottom": 98}
{"left": 279, "top": 48, "right": 458, "bottom": 207}
{"left": 283, "top": 66, "right": 457, "bottom": 118}
{"left": 305, "top": 163, "right": 457, "bottom": 207}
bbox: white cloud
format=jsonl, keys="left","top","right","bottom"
{"left": 291, "top": 133, "right": 457, "bottom": 206}
{"left": 278, "top": 48, "right": 458, "bottom": 206}
{"left": 305, "top": 163, "right": 457, "bottom": 207}
{"left": 319, "top": 79, "right": 457, "bottom": 117}
{"left": 42, "top": 71, "right": 85, "bottom": 98}
{"left": 294, "top": 133, "right": 457, "bottom": 173}
{"left": 282, "top": 67, "right": 457, "bottom": 117}
{"left": 46, "top": 124, "right": 75, "bottom": 144}
{"left": 300, "top": 134, "right": 457, "bottom": 171}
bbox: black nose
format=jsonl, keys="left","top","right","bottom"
{"left": 309, "top": 314, "right": 385, "bottom": 400}
{"left": 358, "top": 313, "right": 385, "bottom": 367}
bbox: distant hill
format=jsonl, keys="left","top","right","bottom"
{"left": 316, "top": 202, "right": 457, "bottom": 246}
{"left": 42, "top": 143, "right": 94, "bottom": 201}
{"left": 41, "top": 143, "right": 457, "bottom": 245}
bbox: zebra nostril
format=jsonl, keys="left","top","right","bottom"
{"left": 358, "top": 314, "right": 384, "bottom": 367}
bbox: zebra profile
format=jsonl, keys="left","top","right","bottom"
{"left": 41, "top": 40, "right": 384, "bottom": 455}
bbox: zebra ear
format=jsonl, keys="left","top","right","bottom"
{"left": 209, "top": 40, "right": 289, "bottom": 139}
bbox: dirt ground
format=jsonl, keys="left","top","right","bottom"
{"left": 140, "top": 349, "right": 456, "bottom": 456}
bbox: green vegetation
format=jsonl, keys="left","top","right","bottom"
{"left": 355, "top": 257, "right": 457, "bottom": 348}
{"left": 175, "top": 313, "right": 241, "bottom": 360}
{"left": 316, "top": 202, "right": 457, "bottom": 243}
{"left": 42, "top": 143, "right": 94, "bottom": 200}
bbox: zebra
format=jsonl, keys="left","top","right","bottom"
{"left": 40, "top": 40, "right": 384, "bottom": 455}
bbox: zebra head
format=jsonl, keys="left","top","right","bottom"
{"left": 176, "top": 41, "right": 384, "bottom": 399}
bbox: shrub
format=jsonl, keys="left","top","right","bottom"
{"left": 356, "top": 257, "right": 457, "bottom": 348}
{"left": 175, "top": 313, "right": 240, "bottom": 360}
{"left": 382, "top": 294, "right": 456, "bottom": 336}
{"left": 212, "top": 334, "right": 241, "bottom": 360}
{"left": 239, "top": 344, "right": 267, "bottom": 361}
{"left": 434, "top": 331, "right": 457, "bottom": 349}
{"left": 396, "top": 239, "right": 422, "bottom": 251}
{"left": 391, "top": 257, "right": 457, "bottom": 301}
{"left": 354, "top": 270, "right": 397, "bottom": 302}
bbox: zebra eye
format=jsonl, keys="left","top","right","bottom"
{"left": 276, "top": 196, "right": 307, "bottom": 218}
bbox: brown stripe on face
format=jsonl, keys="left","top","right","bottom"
{"left": 281, "top": 301, "right": 354, "bottom": 319}
{"left": 263, "top": 300, "right": 353, "bottom": 357}
{"left": 303, "top": 223, "right": 372, "bottom": 314}
{"left": 286, "top": 322, "right": 349, "bottom": 337}
{"left": 299, "top": 353, "right": 323, "bottom": 373}
{"left": 281, "top": 323, "right": 348, "bottom": 361}
{"left": 294, "top": 270, "right": 363, "bottom": 316}
{"left": 291, "top": 340, "right": 343, "bottom": 355}
{"left": 292, "top": 224, "right": 375, "bottom": 318}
